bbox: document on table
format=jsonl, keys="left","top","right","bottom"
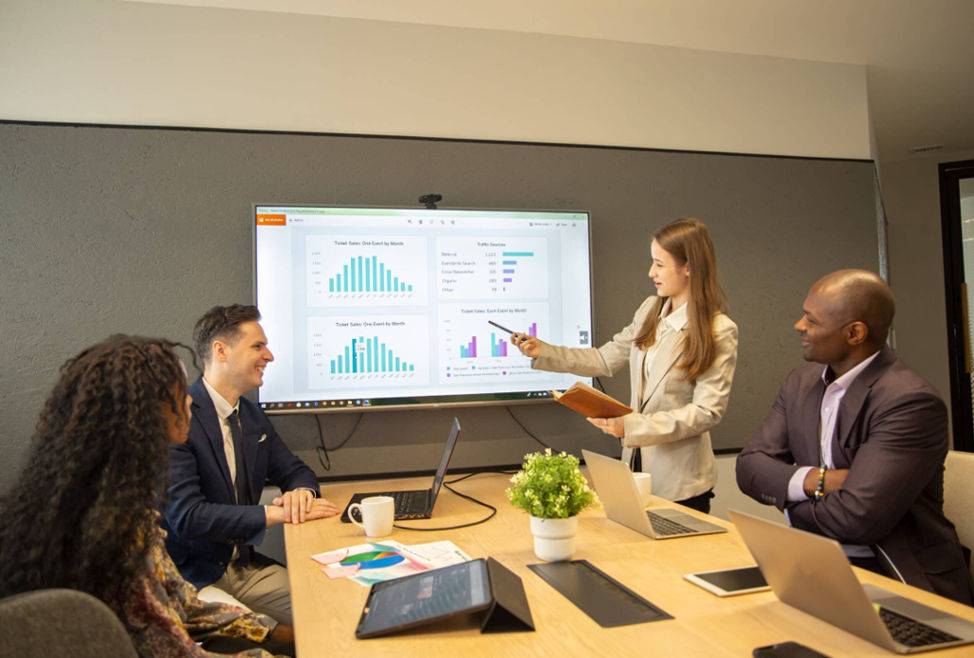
{"left": 311, "top": 540, "right": 472, "bottom": 587}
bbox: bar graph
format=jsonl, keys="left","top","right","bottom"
{"left": 459, "top": 336, "right": 477, "bottom": 358}
{"left": 307, "top": 235, "right": 428, "bottom": 307}
{"left": 438, "top": 303, "right": 554, "bottom": 386}
{"left": 490, "top": 321, "right": 536, "bottom": 357}
{"left": 490, "top": 332, "right": 508, "bottom": 357}
{"left": 308, "top": 315, "right": 429, "bottom": 390}
{"left": 439, "top": 303, "right": 550, "bottom": 380}
{"left": 330, "top": 335, "right": 416, "bottom": 374}
{"left": 500, "top": 251, "right": 534, "bottom": 284}
{"left": 437, "top": 237, "right": 548, "bottom": 301}
{"left": 328, "top": 255, "right": 414, "bottom": 294}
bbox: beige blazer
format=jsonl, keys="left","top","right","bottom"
{"left": 533, "top": 295, "right": 738, "bottom": 501}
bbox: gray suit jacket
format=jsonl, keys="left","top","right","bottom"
{"left": 736, "top": 346, "right": 974, "bottom": 604}
{"left": 533, "top": 295, "right": 738, "bottom": 501}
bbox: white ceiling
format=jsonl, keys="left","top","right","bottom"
{"left": 127, "top": 0, "right": 974, "bottom": 162}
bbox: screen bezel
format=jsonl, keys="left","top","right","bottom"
{"left": 252, "top": 203, "right": 596, "bottom": 414}
{"left": 428, "top": 417, "right": 461, "bottom": 506}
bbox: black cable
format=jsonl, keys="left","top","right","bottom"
{"left": 593, "top": 376, "right": 607, "bottom": 393}
{"left": 314, "top": 412, "right": 364, "bottom": 472}
{"left": 392, "top": 471, "right": 511, "bottom": 531}
{"left": 505, "top": 405, "right": 551, "bottom": 450}
{"left": 330, "top": 412, "right": 365, "bottom": 451}
{"left": 313, "top": 414, "right": 331, "bottom": 471}
{"left": 445, "top": 470, "right": 517, "bottom": 483}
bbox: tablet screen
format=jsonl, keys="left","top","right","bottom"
{"left": 356, "top": 560, "right": 491, "bottom": 638}
{"left": 693, "top": 566, "right": 767, "bottom": 592}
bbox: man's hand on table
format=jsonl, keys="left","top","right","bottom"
{"left": 265, "top": 490, "right": 341, "bottom": 526}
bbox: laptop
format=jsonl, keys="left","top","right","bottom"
{"left": 581, "top": 449, "right": 726, "bottom": 539}
{"left": 341, "top": 417, "right": 461, "bottom": 522}
{"left": 730, "top": 509, "right": 974, "bottom": 654}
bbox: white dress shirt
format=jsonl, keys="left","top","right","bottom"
{"left": 202, "top": 377, "right": 317, "bottom": 502}
{"left": 202, "top": 378, "right": 246, "bottom": 561}
{"left": 640, "top": 299, "right": 688, "bottom": 396}
{"left": 202, "top": 378, "right": 243, "bottom": 488}
{"left": 785, "top": 350, "right": 880, "bottom": 557}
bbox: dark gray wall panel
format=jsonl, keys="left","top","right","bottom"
{"left": 0, "top": 123, "right": 877, "bottom": 491}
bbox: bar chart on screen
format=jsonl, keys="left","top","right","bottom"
{"left": 306, "top": 236, "right": 429, "bottom": 307}
{"left": 307, "top": 316, "right": 430, "bottom": 390}
{"left": 438, "top": 303, "right": 552, "bottom": 386}
{"left": 436, "top": 236, "right": 548, "bottom": 301}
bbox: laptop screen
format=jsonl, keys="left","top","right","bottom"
{"left": 429, "top": 418, "right": 461, "bottom": 504}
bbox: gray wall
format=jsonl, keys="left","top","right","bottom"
{"left": 879, "top": 148, "right": 974, "bottom": 436}
{"left": 0, "top": 122, "right": 878, "bottom": 490}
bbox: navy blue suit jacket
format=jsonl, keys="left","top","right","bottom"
{"left": 162, "top": 378, "right": 319, "bottom": 588}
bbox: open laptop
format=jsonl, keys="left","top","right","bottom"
{"left": 341, "top": 417, "right": 461, "bottom": 522}
{"left": 730, "top": 509, "right": 974, "bottom": 654}
{"left": 582, "top": 449, "right": 726, "bottom": 539}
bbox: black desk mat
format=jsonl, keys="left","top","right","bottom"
{"left": 528, "top": 560, "right": 672, "bottom": 628}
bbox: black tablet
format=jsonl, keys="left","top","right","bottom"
{"left": 355, "top": 559, "right": 492, "bottom": 639}
{"left": 683, "top": 565, "right": 769, "bottom": 597}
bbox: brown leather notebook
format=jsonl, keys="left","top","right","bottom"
{"left": 550, "top": 382, "right": 632, "bottom": 418}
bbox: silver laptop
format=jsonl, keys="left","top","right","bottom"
{"left": 582, "top": 449, "right": 726, "bottom": 539}
{"left": 730, "top": 509, "right": 974, "bottom": 654}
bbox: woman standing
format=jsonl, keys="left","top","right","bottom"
{"left": 513, "top": 218, "right": 737, "bottom": 513}
{"left": 0, "top": 335, "right": 292, "bottom": 656}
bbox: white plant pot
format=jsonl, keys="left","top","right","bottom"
{"left": 530, "top": 515, "right": 578, "bottom": 562}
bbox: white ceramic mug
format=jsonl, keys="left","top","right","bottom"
{"left": 632, "top": 472, "right": 653, "bottom": 507}
{"left": 348, "top": 496, "right": 395, "bottom": 537}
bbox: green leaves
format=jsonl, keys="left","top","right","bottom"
{"left": 505, "top": 449, "right": 598, "bottom": 519}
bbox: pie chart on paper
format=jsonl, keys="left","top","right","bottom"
{"left": 341, "top": 549, "right": 405, "bottom": 570}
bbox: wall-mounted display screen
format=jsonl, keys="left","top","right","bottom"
{"left": 254, "top": 205, "right": 594, "bottom": 412}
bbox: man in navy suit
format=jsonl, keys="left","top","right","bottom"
{"left": 163, "top": 304, "right": 340, "bottom": 626}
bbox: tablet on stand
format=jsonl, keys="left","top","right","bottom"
{"left": 355, "top": 558, "right": 535, "bottom": 639}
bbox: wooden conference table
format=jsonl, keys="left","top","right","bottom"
{"left": 285, "top": 472, "right": 974, "bottom": 657}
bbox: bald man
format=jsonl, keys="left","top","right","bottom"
{"left": 737, "top": 270, "right": 974, "bottom": 604}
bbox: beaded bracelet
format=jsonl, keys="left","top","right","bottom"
{"left": 814, "top": 466, "right": 827, "bottom": 501}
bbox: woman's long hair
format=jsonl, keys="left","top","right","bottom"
{"left": 634, "top": 218, "right": 727, "bottom": 381}
{"left": 0, "top": 335, "right": 188, "bottom": 610}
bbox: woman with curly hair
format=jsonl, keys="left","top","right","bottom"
{"left": 0, "top": 335, "right": 292, "bottom": 656}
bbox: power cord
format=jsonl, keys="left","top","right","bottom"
{"left": 593, "top": 376, "right": 607, "bottom": 393}
{"left": 314, "top": 412, "right": 364, "bottom": 471}
{"left": 505, "top": 405, "right": 551, "bottom": 450}
{"left": 392, "top": 471, "right": 514, "bottom": 531}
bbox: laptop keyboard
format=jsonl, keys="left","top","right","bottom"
{"left": 394, "top": 492, "right": 429, "bottom": 518}
{"left": 879, "top": 607, "right": 960, "bottom": 647}
{"left": 647, "top": 512, "right": 695, "bottom": 536}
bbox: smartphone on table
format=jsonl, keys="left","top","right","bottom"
{"left": 752, "top": 641, "right": 831, "bottom": 658}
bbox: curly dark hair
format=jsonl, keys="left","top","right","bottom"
{"left": 0, "top": 335, "right": 190, "bottom": 610}
{"left": 193, "top": 304, "right": 261, "bottom": 364}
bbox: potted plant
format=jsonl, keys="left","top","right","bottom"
{"left": 506, "top": 449, "right": 598, "bottom": 561}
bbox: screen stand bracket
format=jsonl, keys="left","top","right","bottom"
{"left": 480, "top": 558, "right": 535, "bottom": 633}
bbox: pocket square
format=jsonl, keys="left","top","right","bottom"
{"left": 257, "top": 434, "right": 267, "bottom": 443}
